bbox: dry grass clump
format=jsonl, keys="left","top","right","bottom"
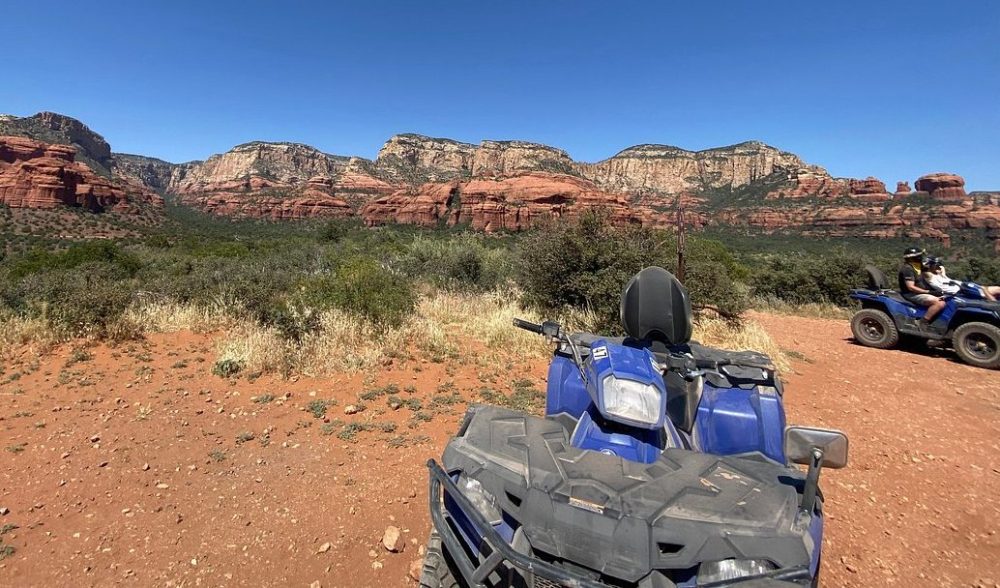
{"left": 415, "top": 291, "right": 550, "bottom": 358}
{"left": 122, "top": 300, "right": 231, "bottom": 333}
{"left": 0, "top": 313, "right": 60, "bottom": 358}
{"left": 214, "top": 311, "right": 403, "bottom": 376}
{"left": 2, "top": 289, "right": 789, "bottom": 377}
{"left": 211, "top": 291, "right": 555, "bottom": 376}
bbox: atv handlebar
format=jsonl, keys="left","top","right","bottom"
{"left": 512, "top": 318, "right": 543, "bottom": 334}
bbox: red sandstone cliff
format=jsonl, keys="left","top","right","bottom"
{"left": 3, "top": 112, "right": 998, "bottom": 251}
{"left": 0, "top": 136, "right": 161, "bottom": 213}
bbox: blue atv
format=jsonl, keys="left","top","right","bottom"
{"left": 422, "top": 267, "right": 848, "bottom": 588}
{"left": 850, "top": 266, "right": 1000, "bottom": 369}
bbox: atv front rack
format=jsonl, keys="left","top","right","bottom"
{"left": 428, "top": 457, "right": 816, "bottom": 588}
{"left": 427, "top": 459, "right": 609, "bottom": 588}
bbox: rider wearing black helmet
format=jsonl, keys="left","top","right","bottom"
{"left": 898, "top": 247, "right": 945, "bottom": 326}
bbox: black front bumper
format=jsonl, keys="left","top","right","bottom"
{"left": 428, "top": 458, "right": 609, "bottom": 588}
{"left": 426, "top": 459, "right": 811, "bottom": 588}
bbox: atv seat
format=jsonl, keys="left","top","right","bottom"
{"left": 619, "top": 267, "right": 702, "bottom": 433}
{"left": 864, "top": 265, "right": 891, "bottom": 291}
{"left": 857, "top": 265, "right": 918, "bottom": 306}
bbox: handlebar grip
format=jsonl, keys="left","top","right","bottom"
{"left": 512, "top": 318, "right": 543, "bottom": 334}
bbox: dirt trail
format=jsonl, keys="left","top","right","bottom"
{"left": 0, "top": 314, "right": 997, "bottom": 587}
{"left": 754, "top": 312, "right": 1000, "bottom": 588}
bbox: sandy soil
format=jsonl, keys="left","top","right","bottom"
{"left": 0, "top": 313, "right": 998, "bottom": 587}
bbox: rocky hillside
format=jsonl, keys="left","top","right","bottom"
{"left": 111, "top": 153, "right": 179, "bottom": 193}
{"left": 2, "top": 112, "right": 999, "bottom": 250}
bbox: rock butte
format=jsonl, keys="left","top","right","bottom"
{"left": 2, "top": 112, "right": 999, "bottom": 251}
{"left": 0, "top": 135, "right": 162, "bottom": 213}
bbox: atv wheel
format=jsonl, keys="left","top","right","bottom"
{"left": 419, "top": 530, "right": 462, "bottom": 588}
{"left": 953, "top": 322, "right": 1000, "bottom": 369}
{"left": 851, "top": 309, "right": 899, "bottom": 349}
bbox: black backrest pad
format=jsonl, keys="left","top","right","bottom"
{"left": 620, "top": 266, "right": 693, "bottom": 345}
{"left": 865, "top": 265, "right": 889, "bottom": 290}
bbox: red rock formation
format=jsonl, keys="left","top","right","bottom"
{"left": 915, "top": 173, "right": 967, "bottom": 201}
{"left": 361, "top": 173, "right": 640, "bottom": 232}
{"left": 186, "top": 194, "right": 352, "bottom": 220}
{"left": 895, "top": 181, "right": 911, "bottom": 197}
{"left": 846, "top": 177, "right": 891, "bottom": 202}
{"left": 360, "top": 182, "right": 457, "bottom": 227}
{"left": 452, "top": 173, "right": 639, "bottom": 232}
{"left": 0, "top": 136, "right": 158, "bottom": 212}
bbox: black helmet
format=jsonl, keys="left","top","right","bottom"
{"left": 903, "top": 247, "right": 924, "bottom": 260}
{"left": 925, "top": 256, "right": 942, "bottom": 268}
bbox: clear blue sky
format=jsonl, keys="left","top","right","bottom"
{"left": 2, "top": 1, "right": 998, "bottom": 188}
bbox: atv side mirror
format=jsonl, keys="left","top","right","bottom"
{"left": 784, "top": 426, "right": 849, "bottom": 469}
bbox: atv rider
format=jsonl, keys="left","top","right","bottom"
{"left": 925, "top": 256, "right": 1000, "bottom": 301}
{"left": 898, "top": 247, "right": 945, "bottom": 326}
{"left": 924, "top": 257, "right": 961, "bottom": 295}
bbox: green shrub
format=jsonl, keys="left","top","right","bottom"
{"left": 2, "top": 263, "right": 140, "bottom": 338}
{"left": 748, "top": 251, "right": 874, "bottom": 306}
{"left": 397, "top": 233, "right": 513, "bottom": 291}
{"left": 7, "top": 241, "right": 140, "bottom": 280}
{"left": 302, "top": 256, "right": 416, "bottom": 328}
{"left": 953, "top": 257, "right": 1000, "bottom": 285}
{"left": 212, "top": 359, "right": 243, "bottom": 378}
{"left": 515, "top": 213, "right": 747, "bottom": 331}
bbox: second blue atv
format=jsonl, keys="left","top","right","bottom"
{"left": 421, "top": 267, "right": 848, "bottom": 587}
{"left": 850, "top": 266, "right": 1000, "bottom": 369}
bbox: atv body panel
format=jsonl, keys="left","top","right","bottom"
{"left": 546, "top": 336, "right": 786, "bottom": 464}
{"left": 432, "top": 406, "right": 818, "bottom": 587}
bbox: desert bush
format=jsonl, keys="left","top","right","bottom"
{"left": 951, "top": 256, "right": 1000, "bottom": 285}
{"left": 6, "top": 241, "right": 139, "bottom": 280}
{"left": 1, "top": 263, "right": 140, "bottom": 339}
{"left": 747, "top": 251, "right": 874, "bottom": 306}
{"left": 398, "top": 233, "right": 513, "bottom": 291}
{"left": 515, "top": 213, "right": 748, "bottom": 332}
{"left": 318, "top": 218, "right": 365, "bottom": 243}
{"left": 308, "top": 256, "right": 416, "bottom": 329}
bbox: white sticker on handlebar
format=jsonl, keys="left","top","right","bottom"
{"left": 592, "top": 346, "right": 608, "bottom": 360}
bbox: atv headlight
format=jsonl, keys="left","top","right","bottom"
{"left": 459, "top": 475, "right": 502, "bottom": 525}
{"left": 601, "top": 375, "right": 661, "bottom": 426}
{"left": 697, "top": 558, "right": 776, "bottom": 585}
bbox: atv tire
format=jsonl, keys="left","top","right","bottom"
{"left": 953, "top": 322, "right": 1000, "bottom": 369}
{"left": 419, "top": 530, "right": 463, "bottom": 588}
{"left": 851, "top": 309, "right": 899, "bottom": 349}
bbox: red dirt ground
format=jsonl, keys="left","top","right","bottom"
{"left": 0, "top": 313, "right": 998, "bottom": 587}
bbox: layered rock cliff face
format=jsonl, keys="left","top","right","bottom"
{"left": 162, "top": 142, "right": 394, "bottom": 219}
{"left": 0, "top": 136, "right": 162, "bottom": 212}
{"left": 0, "top": 112, "right": 115, "bottom": 177}
{"left": 112, "top": 154, "right": 180, "bottom": 193}
{"left": 578, "top": 141, "right": 811, "bottom": 195}
{"left": 359, "top": 173, "right": 639, "bottom": 232}
{"left": 3, "top": 112, "right": 998, "bottom": 250}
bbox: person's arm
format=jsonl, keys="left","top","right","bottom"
{"left": 904, "top": 272, "right": 934, "bottom": 294}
